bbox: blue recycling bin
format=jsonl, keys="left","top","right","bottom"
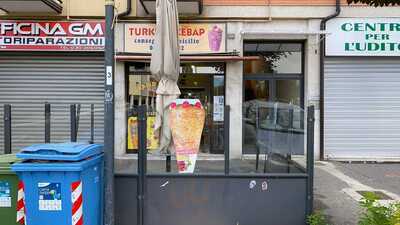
{"left": 11, "top": 143, "right": 104, "bottom": 225}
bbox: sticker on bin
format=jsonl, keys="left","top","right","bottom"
{"left": 38, "top": 182, "right": 62, "bottom": 211}
{"left": 71, "top": 181, "right": 83, "bottom": 225}
{"left": 17, "top": 181, "right": 25, "bottom": 225}
{"left": 0, "top": 181, "right": 11, "bottom": 207}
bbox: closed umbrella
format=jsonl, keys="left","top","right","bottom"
{"left": 150, "top": 0, "right": 180, "bottom": 154}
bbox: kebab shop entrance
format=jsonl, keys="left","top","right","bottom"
{"left": 125, "top": 62, "right": 225, "bottom": 154}
{"left": 121, "top": 22, "right": 228, "bottom": 155}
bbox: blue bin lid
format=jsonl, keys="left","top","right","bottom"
{"left": 16, "top": 142, "right": 103, "bottom": 161}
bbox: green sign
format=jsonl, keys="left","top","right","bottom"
{"left": 326, "top": 18, "right": 400, "bottom": 56}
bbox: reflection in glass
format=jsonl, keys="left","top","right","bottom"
{"left": 276, "top": 80, "right": 301, "bottom": 106}
{"left": 243, "top": 80, "right": 270, "bottom": 153}
{"left": 243, "top": 77, "right": 304, "bottom": 155}
{"left": 180, "top": 62, "right": 225, "bottom": 74}
{"left": 244, "top": 43, "right": 302, "bottom": 74}
{"left": 244, "top": 101, "right": 305, "bottom": 155}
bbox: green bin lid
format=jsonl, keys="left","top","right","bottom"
{"left": 0, "top": 154, "right": 21, "bottom": 167}
{"left": 0, "top": 154, "right": 21, "bottom": 174}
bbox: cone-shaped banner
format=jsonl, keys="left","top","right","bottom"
{"left": 169, "top": 99, "right": 205, "bottom": 173}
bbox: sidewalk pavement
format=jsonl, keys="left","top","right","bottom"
{"left": 314, "top": 161, "right": 400, "bottom": 225}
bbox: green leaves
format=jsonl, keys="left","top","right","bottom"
{"left": 307, "top": 211, "right": 330, "bottom": 225}
{"left": 358, "top": 192, "right": 400, "bottom": 225}
{"left": 347, "top": 0, "right": 400, "bottom": 6}
{"left": 347, "top": 0, "right": 400, "bottom": 7}
{"left": 308, "top": 193, "right": 400, "bottom": 225}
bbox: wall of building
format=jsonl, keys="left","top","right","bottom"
{"left": 113, "top": 17, "right": 322, "bottom": 158}
{"left": 2, "top": 0, "right": 397, "bottom": 160}
{"left": 116, "top": 2, "right": 400, "bottom": 160}
{"left": 0, "top": 0, "right": 136, "bottom": 17}
{"left": 203, "top": 0, "right": 348, "bottom": 5}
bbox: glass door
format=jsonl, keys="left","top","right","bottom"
{"left": 243, "top": 41, "right": 304, "bottom": 154}
{"left": 243, "top": 79, "right": 272, "bottom": 153}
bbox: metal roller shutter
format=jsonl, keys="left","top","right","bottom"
{"left": 324, "top": 57, "right": 400, "bottom": 160}
{"left": 0, "top": 54, "right": 104, "bottom": 153}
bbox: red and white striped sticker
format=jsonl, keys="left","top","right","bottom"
{"left": 71, "top": 181, "right": 83, "bottom": 225}
{"left": 16, "top": 181, "right": 25, "bottom": 225}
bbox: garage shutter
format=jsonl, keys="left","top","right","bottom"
{"left": 324, "top": 58, "right": 400, "bottom": 160}
{"left": 0, "top": 54, "right": 104, "bottom": 153}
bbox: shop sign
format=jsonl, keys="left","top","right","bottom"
{"left": 326, "top": 18, "right": 400, "bottom": 56}
{"left": 124, "top": 23, "right": 226, "bottom": 54}
{"left": 0, "top": 21, "right": 105, "bottom": 51}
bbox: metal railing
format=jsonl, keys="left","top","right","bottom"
{"left": 133, "top": 104, "right": 315, "bottom": 223}
{"left": 2, "top": 103, "right": 96, "bottom": 154}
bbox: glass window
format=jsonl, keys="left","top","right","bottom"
{"left": 244, "top": 42, "right": 302, "bottom": 74}
{"left": 126, "top": 62, "right": 226, "bottom": 159}
{"left": 243, "top": 80, "right": 270, "bottom": 153}
{"left": 243, "top": 42, "right": 304, "bottom": 156}
{"left": 276, "top": 80, "right": 301, "bottom": 106}
{"left": 180, "top": 63, "right": 225, "bottom": 74}
{"left": 127, "top": 62, "right": 225, "bottom": 75}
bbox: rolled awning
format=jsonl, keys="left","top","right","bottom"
{"left": 116, "top": 54, "right": 260, "bottom": 62}
{"left": 139, "top": 0, "right": 202, "bottom": 15}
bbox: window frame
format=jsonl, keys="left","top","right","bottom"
{"left": 124, "top": 62, "right": 227, "bottom": 154}
{"left": 242, "top": 40, "right": 306, "bottom": 154}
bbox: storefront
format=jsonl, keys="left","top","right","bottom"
{"left": 0, "top": 20, "right": 105, "bottom": 152}
{"left": 324, "top": 18, "right": 400, "bottom": 160}
{"left": 113, "top": 17, "right": 317, "bottom": 225}
{"left": 113, "top": 20, "right": 321, "bottom": 159}
{"left": 114, "top": 22, "right": 232, "bottom": 155}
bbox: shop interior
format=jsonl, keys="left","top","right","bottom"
{"left": 125, "top": 62, "right": 225, "bottom": 154}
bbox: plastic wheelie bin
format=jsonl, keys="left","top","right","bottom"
{"left": 11, "top": 143, "right": 104, "bottom": 225}
{"left": 0, "top": 154, "right": 22, "bottom": 225}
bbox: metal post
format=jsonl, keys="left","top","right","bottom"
{"left": 45, "top": 103, "right": 51, "bottom": 143}
{"left": 224, "top": 105, "right": 230, "bottom": 175}
{"left": 137, "top": 105, "right": 147, "bottom": 225}
{"left": 166, "top": 155, "right": 171, "bottom": 172}
{"left": 90, "top": 104, "right": 94, "bottom": 144}
{"left": 306, "top": 105, "right": 315, "bottom": 216}
{"left": 255, "top": 148, "right": 260, "bottom": 171}
{"left": 104, "top": 0, "right": 115, "bottom": 224}
{"left": 76, "top": 104, "right": 81, "bottom": 137}
{"left": 255, "top": 105, "right": 259, "bottom": 171}
{"left": 288, "top": 105, "right": 294, "bottom": 167}
{"left": 70, "top": 104, "right": 77, "bottom": 142}
{"left": 3, "top": 104, "right": 11, "bottom": 154}
{"left": 263, "top": 152, "right": 268, "bottom": 173}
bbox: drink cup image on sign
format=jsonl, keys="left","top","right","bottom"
{"left": 169, "top": 99, "right": 205, "bottom": 173}
{"left": 208, "top": 25, "right": 223, "bottom": 52}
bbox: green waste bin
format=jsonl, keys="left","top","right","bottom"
{"left": 0, "top": 154, "right": 22, "bottom": 225}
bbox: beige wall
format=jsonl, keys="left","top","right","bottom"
{"left": 0, "top": 0, "right": 136, "bottom": 18}
{"left": 64, "top": 0, "right": 136, "bottom": 17}
{"left": 204, "top": 0, "right": 348, "bottom": 6}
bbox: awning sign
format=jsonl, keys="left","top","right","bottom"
{"left": 326, "top": 18, "right": 400, "bottom": 56}
{"left": 124, "top": 23, "right": 226, "bottom": 54}
{"left": 0, "top": 21, "right": 105, "bottom": 51}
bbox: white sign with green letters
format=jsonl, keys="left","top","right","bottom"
{"left": 326, "top": 18, "right": 400, "bottom": 56}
